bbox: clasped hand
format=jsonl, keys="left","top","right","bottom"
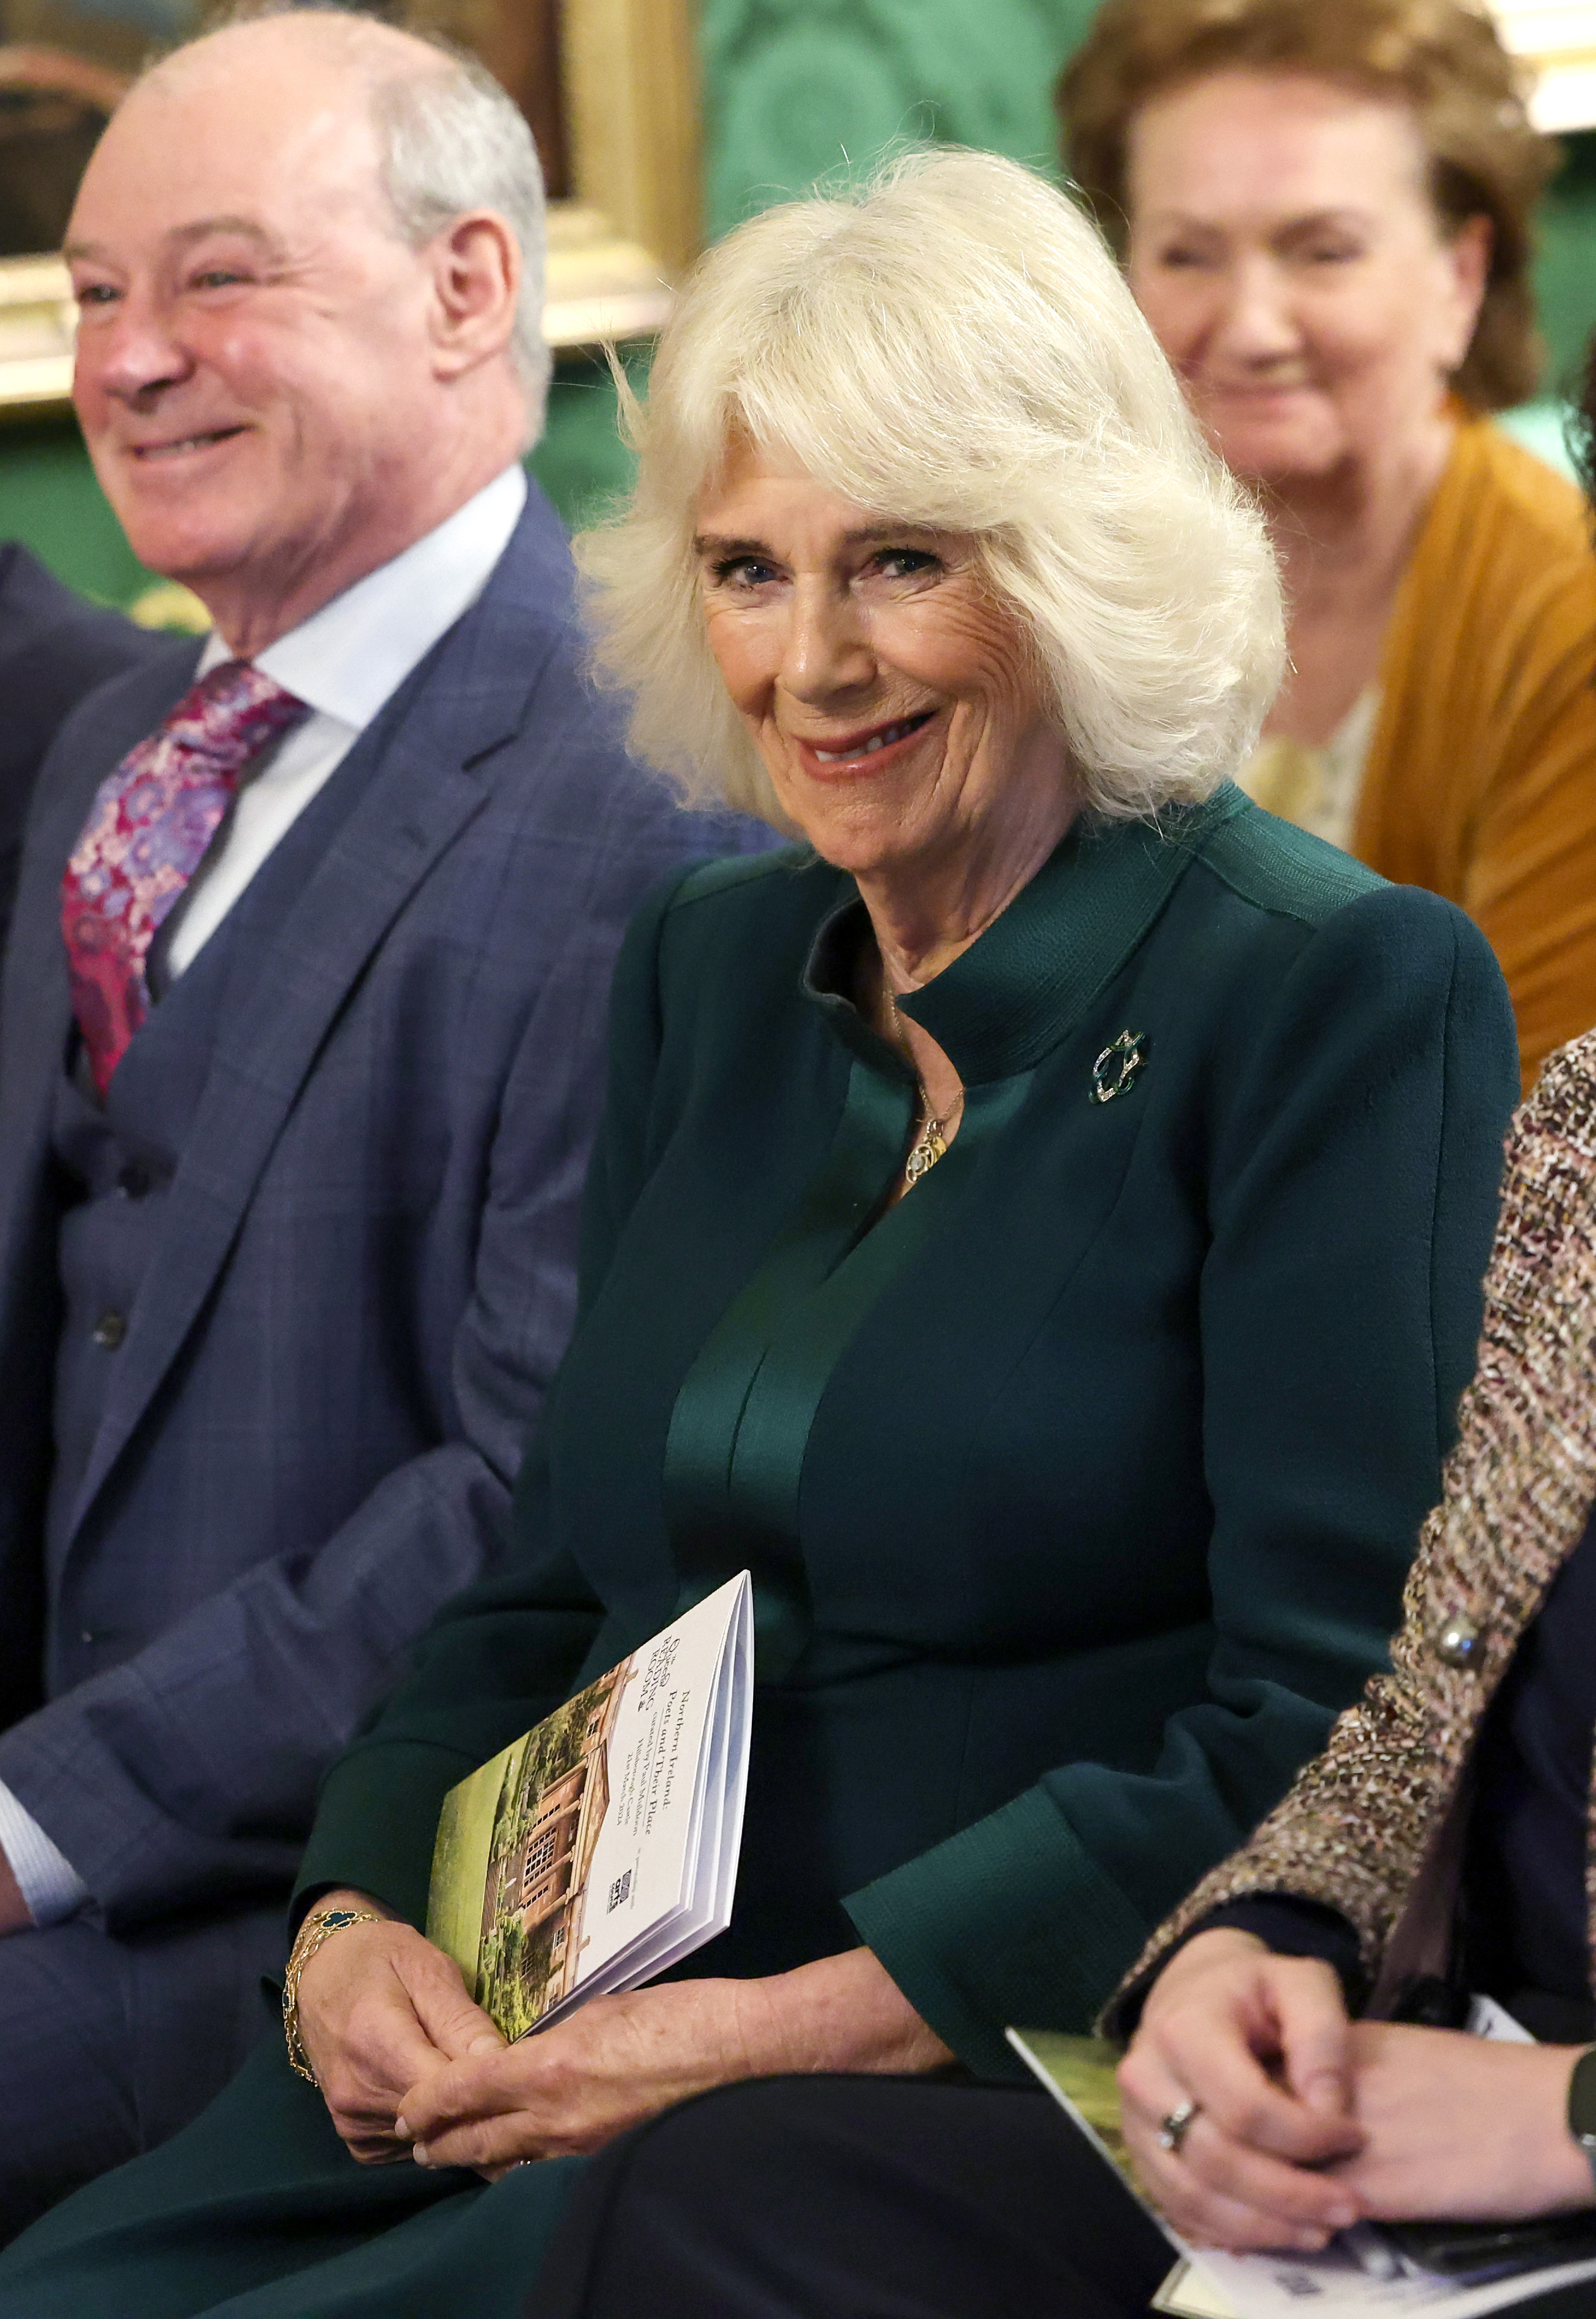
{"left": 1117, "top": 1929, "right": 1595, "bottom": 2252}
{"left": 294, "top": 1893, "right": 951, "bottom": 2180}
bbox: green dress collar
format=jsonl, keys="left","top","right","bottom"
{"left": 801, "top": 784, "right": 1244, "bottom": 1086}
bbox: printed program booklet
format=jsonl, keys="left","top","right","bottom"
{"left": 1007, "top": 2026, "right": 1596, "bottom": 2319}
{"left": 426, "top": 1572, "right": 753, "bottom": 2041}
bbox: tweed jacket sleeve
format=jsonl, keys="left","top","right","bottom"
{"left": 1107, "top": 1030, "right": 1596, "bottom": 2021}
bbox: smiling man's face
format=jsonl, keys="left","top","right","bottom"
{"left": 65, "top": 29, "right": 447, "bottom": 644}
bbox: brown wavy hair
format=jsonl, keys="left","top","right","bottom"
{"left": 1057, "top": 0, "right": 1556, "bottom": 411}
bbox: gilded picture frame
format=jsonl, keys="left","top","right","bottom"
{"left": 0, "top": 0, "right": 700, "bottom": 418}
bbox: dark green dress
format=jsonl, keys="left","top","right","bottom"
{"left": 0, "top": 790, "right": 1519, "bottom": 2315}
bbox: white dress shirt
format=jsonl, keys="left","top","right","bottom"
{"left": 170, "top": 462, "right": 528, "bottom": 975}
{"left": 0, "top": 461, "right": 529, "bottom": 1929}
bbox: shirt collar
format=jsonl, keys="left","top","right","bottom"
{"left": 801, "top": 785, "right": 1244, "bottom": 1086}
{"left": 196, "top": 463, "right": 527, "bottom": 727}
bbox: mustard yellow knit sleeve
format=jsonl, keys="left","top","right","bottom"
{"left": 1459, "top": 583, "right": 1596, "bottom": 1090}
{"left": 1355, "top": 420, "right": 1596, "bottom": 1093}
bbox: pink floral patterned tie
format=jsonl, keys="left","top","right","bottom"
{"left": 60, "top": 660, "right": 308, "bottom": 1097}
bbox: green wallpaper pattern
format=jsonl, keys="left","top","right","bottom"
{"left": 1535, "top": 132, "right": 1596, "bottom": 391}
{"left": 5, "top": 1, "right": 1596, "bottom": 613}
{"left": 700, "top": 0, "right": 1099, "bottom": 237}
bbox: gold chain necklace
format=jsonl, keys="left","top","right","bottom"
{"left": 887, "top": 992, "right": 964, "bottom": 1188}
{"left": 904, "top": 1095, "right": 963, "bottom": 1185}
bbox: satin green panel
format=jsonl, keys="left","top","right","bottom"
{"left": 663, "top": 1058, "right": 1032, "bottom": 1674}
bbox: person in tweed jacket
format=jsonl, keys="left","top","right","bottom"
{"left": 1107, "top": 1023, "right": 1596, "bottom": 2259}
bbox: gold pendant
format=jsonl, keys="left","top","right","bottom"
{"left": 904, "top": 1120, "right": 946, "bottom": 1185}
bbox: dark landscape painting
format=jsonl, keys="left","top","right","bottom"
{"left": 0, "top": 0, "right": 568, "bottom": 258}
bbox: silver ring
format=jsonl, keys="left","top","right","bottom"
{"left": 1157, "top": 2098, "right": 1200, "bottom": 2154}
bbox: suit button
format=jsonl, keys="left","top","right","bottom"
{"left": 92, "top": 1310, "right": 127, "bottom": 1349}
{"left": 117, "top": 1163, "right": 151, "bottom": 1199}
{"left": 1435, "top": 1616, "right": 1485, "bottom": 1669}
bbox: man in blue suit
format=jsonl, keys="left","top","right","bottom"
{"left": 0, "top": 7, "right": 766, "bottom": 2235}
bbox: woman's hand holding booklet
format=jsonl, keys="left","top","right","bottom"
{"left": 1008, "top": 2014, "right": 1596, "bottom": 2319}
{"left": 425, "top": 1571, "right": 754, "bottom": 2046}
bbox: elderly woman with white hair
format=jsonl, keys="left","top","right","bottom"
{"left": 0, "top": 150, "right": 1517, "bottom": 2318}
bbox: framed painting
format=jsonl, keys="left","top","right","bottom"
{"left": 0, "top": 0, "right": 699, "bottom": 415}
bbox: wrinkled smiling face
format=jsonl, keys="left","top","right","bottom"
{"left": 694, "top": 437, "right": 1067, "bottom": 883}
{"left": 65, "top": 57, "right": 441, "bottom": 605}
{"left": 1125, "top": 69, "right": 1486, "bottom": 485}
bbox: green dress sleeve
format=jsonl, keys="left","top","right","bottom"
{"left": 843, "top": 885, "right": 1515, "bottom": 2076}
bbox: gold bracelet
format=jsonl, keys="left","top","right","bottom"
{"left": 281, "top": 1905, "right": 386, "bottom": 2084}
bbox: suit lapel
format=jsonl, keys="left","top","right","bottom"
{"left": 62, "top": 550, "right": 551, "bottom": 1544}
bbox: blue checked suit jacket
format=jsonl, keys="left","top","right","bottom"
{"left": 0, "top": 483, "right": 771, "bottom": 1929}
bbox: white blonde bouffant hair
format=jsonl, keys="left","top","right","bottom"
{"left": 578, "top": 147, "right": 1285, "bottom": 830}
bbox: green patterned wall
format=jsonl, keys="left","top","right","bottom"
{"left": 700, "top": 0, "right": 1098, "bottom": 238}
{"left": 5, "top": 0, "right": 1596, "bottom": 612}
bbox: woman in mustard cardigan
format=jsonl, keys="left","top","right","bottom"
{"left": 1061, "top": 0, "right": 1596, "bottom": 1091}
